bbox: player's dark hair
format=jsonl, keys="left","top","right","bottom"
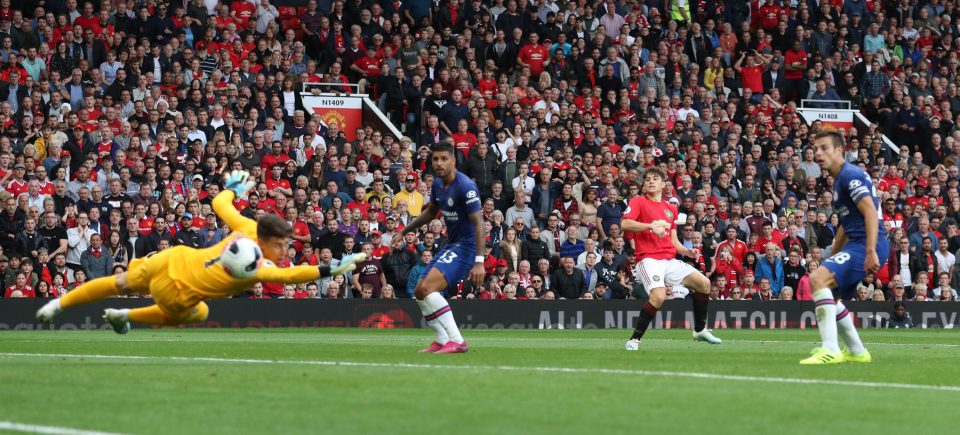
{"left": 643, "top": 166, "right": 667, "bottom": 182}
{"left": 814, "top": 130, "right": 845, "bottom": 148}
{"left": 257, "top": 213, "right": 294, "bottom": 240}
{"left": 431, "top": 142, "right": 455, "bottom": 155}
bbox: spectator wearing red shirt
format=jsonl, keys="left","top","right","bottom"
{"left": 264, "top": 165, "right": 292, "bottom": 199}
{"left": 370, "top": 231, "right": 390, "bottom": 259}
{"left": 73, "top": 3, "right": 97, "bottom": 29}
{"left": 711, "top": 246, "right": 743, "bottom": 292}
{"left": 757, "top": 1, "right": 782, "bottom": 30}
{"left": 5, "top": 163, "right": 27, "bottom": 197}
{"left": 351, "top": 47, "right": 383, "bottom": 94}
{"left": 261, "top": 256, "right": 290, "bottom": 297}
{"left": 450, "top": 119, "right": 477, "bottom": 156}
{"left": 553, "top": 183, "right": 579, "bottom": 224}
{"left": 716, "top": 226, "right": 749, "bottom": 264}
{"left": 248, "top": 283, "right": 268, "bottom": 299}
{"left": 230, "top": 0, "right": 257, "bottom": 30}
{"left": 878, "top": 165, "right": 906, "bottom": 192}
{"left": 735, "top": 51, "right": 768, "bottom": 96}
{"left": 783, "top": 40, "right": 808, "bottom": 101}
{"left": 517, "top": 32, "right": 550, "bottom": 76}
{"left": 753, "top": 221, "right": 783, "bottom": 254}
{"left": 287, "top": 208, "right": 311, "bottom": 252}
{"left": 905, "top": 184, "right": 928, "bottom": 210}
{"left": 261, "top": 142, "right": 291, "bottom": 171}
{"left": 5, "top": 272, "right": 34, "bottom": 297}
{"left": 881, "top": 198, "right": 904, "bottom": 229}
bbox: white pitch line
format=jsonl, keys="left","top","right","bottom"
{"left": 0, "top": 421, "right": 126, "bottom": 435}
{"left": 2, "top": 352, "right": 960, "bottom": 393}
{"left": 1, "top": 336, "right": 957, "bottom": 348}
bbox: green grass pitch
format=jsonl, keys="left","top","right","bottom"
{"left": 1, "top": 328, "right": 957, "bottom": 434}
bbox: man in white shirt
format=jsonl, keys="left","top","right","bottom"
{"left": 511, "top": 162, "right": 535, "bottom": 202}
{"left": 66, "top": 211, "right": 98, "bottom": 270}
{"left": 532, "top": 89, "right": 560, "bottom": 123}
{"left": 935, "top": 238, "right": 955, "bottom": 277}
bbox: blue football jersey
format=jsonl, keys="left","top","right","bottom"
{"left": 832, "top": 162, "right": 886, "bottom": 242}
{"left": 430, "top": 171, "right": 482, "bottom": 246}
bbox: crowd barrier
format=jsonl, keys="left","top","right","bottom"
{"left": 2, "top": 300, "right": 958, "bottom": 330}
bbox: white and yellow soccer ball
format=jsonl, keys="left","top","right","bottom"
{"left": 220, "top": 237, "right": 263, "bottom": 279}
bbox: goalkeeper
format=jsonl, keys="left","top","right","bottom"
{"left": 36, "top": 170, "right": 365, "bottom": 333}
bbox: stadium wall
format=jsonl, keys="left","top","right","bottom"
{"left": 2, "top": 300, "right": 959, "bottom": 330}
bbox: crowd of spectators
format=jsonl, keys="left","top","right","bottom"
{"left": 1, "top": 0, "right": 960, "bottom": 304}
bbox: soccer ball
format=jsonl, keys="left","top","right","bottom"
{"left": 220, "top": 237, "right": 263, "bottom": 279}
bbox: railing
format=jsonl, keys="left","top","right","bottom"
{"left": 854, "top": 112, "right": 900, "bottom": 155}
{"left": 300, "top": 82, "right": 365, "bottom": 95}
{"left": 799, "top": 99, "right": 852, "bottom": 110}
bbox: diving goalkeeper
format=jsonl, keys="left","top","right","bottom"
{"left": 36, "top": 170, "right": 365, "bottom": 333}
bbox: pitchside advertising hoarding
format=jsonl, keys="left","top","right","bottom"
{"left": 1, "top": 300, "right": 959, "bottom": 330}
{"left": 302, "top": 95, "right": 363, "bottom": 141}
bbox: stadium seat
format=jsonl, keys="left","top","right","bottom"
{"left": 279, "top": 6, "right": 298, "bottom": 18}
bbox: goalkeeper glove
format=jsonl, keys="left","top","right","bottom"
{"left": 223, "top": 170, "right": 256, "bottom": 196}
{"left": 319, "top": 253, "right": 368, "bottom": 278}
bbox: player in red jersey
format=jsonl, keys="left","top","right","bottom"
{"left": 620, "top": 167, "right": 722, "bottom": 350}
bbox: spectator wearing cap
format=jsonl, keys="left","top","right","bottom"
{"left": 368, "top": 229, "right": 390, "bottom": 260}
{"left": 173, "top": 212, "right": 202, "bottom": 248}
{"left": 190, "top": 173, "right": 206, "bottom": 191}
{"left": 200, "top": 213, "right": 226, "bottom": 249}
{"left": 393, "top": 173, "right": 425, "bottom": 217}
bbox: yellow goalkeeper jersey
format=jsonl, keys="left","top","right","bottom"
{"left": 160, "top": 190, "right": 322, "bottom": 300}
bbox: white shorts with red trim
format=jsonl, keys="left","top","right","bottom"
{"left": 634, "top": 258, "right": 697, "bottom": 291}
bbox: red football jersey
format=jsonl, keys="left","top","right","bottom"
{"left": 624, "top": 195, "right": 678, "bottom": 261}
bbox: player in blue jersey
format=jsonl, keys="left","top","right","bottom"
{"left": 801, "top": 130, "right": 888, "bottom": 365}
{"left": 401, "top": 142, "right": 485, "bottom": 353}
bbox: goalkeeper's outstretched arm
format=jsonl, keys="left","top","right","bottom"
{"left": 214, "top": 170, "right": 259, "bottom": 237}
{"left": 254, "top": 254, "right": 368, "bottom": 284}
